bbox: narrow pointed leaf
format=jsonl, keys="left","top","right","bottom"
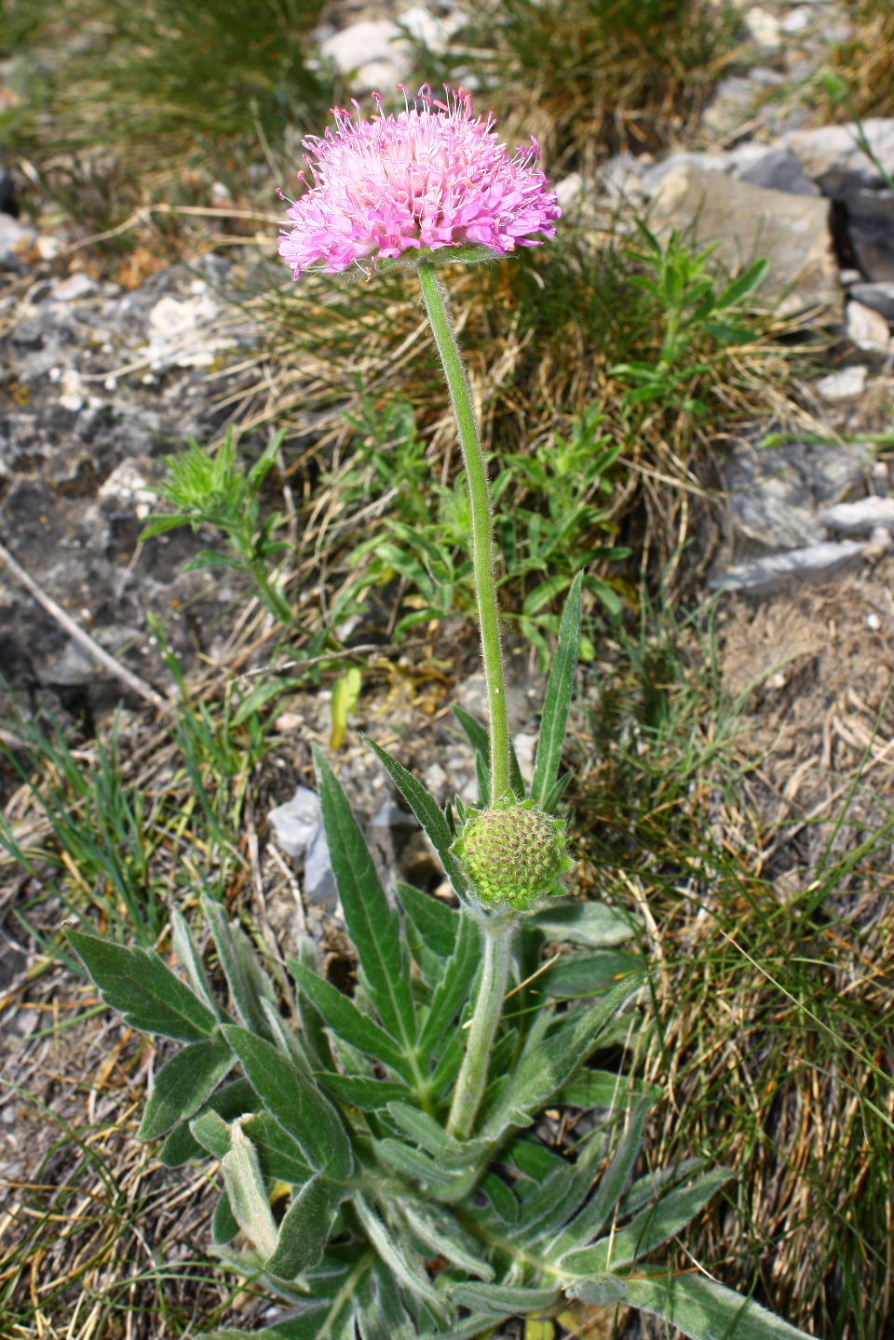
{"left": 418, "top": 912, "right": 479, "bottom": 1055}
{"left": 373, "top": 1138, "right": 457, "bottom": 1187}
{"left": 396, "top": 880, "right": 460, "bottom": 960}
{"left": 366, "top": 738, "right": 470, "bottom": 900}
{"left": 169, "top": 905, "right": 221, "bottom": 1018}
{"left": 452, "top": 704, "right": 525, "bottom": 803}
{"left": 560, "top": 1167, "right": 733, "bottom": 1274}
{"left": 221, "top": 1024, "right": 353, "bottom": 1178}
{"left": 548, "top": 1097, "right": 654, "bottom": 1257}
{"left": 530, "top": 571, "right": 582, "bottom": 808}
{"left": 289, "top": 959, "right": 413, "bottom": 1081}
{"left": 449, "top": 1282, "right": 560, "bottom": 1316}
{"left": 353, "top": 1195, "right": 441, "bottom": 1304}
{"left": 69, "top": 931, "right": 217, "bottom": 1042}
{"left": 202, "top": 894, "right": 277, "bottom": 1040}
{"left": 480, "top": 976, "right": 641, "bottom": 1142}
{"left": 401, "top": 1202, "right": 495, "bottom": 1281}
{"left": 314, "top": 747, "right": 416, "bottom": 1046}
{"left": 139, "top": 1037, "right": 233, "bottom": 1139}
{"left": 315, "top": 1072, "right": 411, "bottom": 1111}
{"left": 623, "top": 1270, "right": 821, "bottom": 1340}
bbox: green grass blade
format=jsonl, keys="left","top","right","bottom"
{"left": 314, "top": 746, "right": 417, "bottom": 1047}
{"left": 530, "top": 570, "right": 582, "bottom": 809}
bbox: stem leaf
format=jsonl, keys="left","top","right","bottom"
{"left": 530, "top": 570, "right": 582, "bottom": 809}
{"left": 314, "top": 746, "right": 416, "bottom": 1046}
{"left": 623, "top": 1270, "right": 821, "bottom": 1340}
{"left": 221, "top": 1024, "right": 353, "bottom": 1178}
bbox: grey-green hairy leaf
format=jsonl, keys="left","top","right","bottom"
{"left": 202, "top": 894, "right": 278, "bottom": 1040}
{"left": 530, "top": 570, "right": 582, "bottom": 808}
{"left": 480, "top": 976, "right": 641, "bottom": 1142}
{"left": 221, "top": 1025, "right": 353, "bottom": 1179}
{"left": 623, "top": 1271, "right": 821, "bottom": 1340}
{"left": 531, "top": 898, "right": 636, "bottom": 947}
{"left": 139, "top": 1037, "right": 232, "bottom": 1139}
{"left": 449, "top": 1281, "right": 560, "bottom": 1316}
{"left": 289, "top": 959, "right": 413, "bottom": 1081}
{"left": 266, "top": 1175, "right": 339, "bottom": 1280}
{"left": 70, "top": 931, "right": 217, "bottom": 1042}
{"left": 559, "top": 1167, "right": 733, "bottom": 1274}
{"left": 314, "top": 747, "right": 416, "bottom": 1046}
{"left": 367, "top": 739, "right": 471, "bottom": 901}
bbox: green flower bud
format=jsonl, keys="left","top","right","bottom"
{"left": 454, "top": 802, "right": 572, "bottom": 910}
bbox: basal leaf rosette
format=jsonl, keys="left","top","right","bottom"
{"left": 454, "top": 800, "right": 572, "bottom": 911}
{"left": 278, "top": 84, "right": 560, "bottom": 279}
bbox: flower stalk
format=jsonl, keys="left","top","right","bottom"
{"left": 417, "top": 259, "right": 511, "bottom": 805}
{"left": 446, "top": 913, "right": 515, "bottom": 1138}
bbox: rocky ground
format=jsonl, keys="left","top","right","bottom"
{"left": 0, "top": 0, "right": 892, "bottom": 1335}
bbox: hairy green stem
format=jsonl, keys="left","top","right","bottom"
{"left": 446, "top": 916, "right": 515, "bottom": 1139}
{"left": 417, "top": 260, "right": 511, "bottom": 805}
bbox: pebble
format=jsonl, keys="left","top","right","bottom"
{"left": 815, "top": 365, "right": 868, "bottom": 399}
{"left": 268, "top": 786, "right": 322, "bottom": 859}
{"left": 711, "top": 539, "right": 866, "bottom": 594}
{"left": 846, "top": 299, "right": 892, "bottom": 352}
{"left": 819, "top": 497, "right": 894, "bottom": 533}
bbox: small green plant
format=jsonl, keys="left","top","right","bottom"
{"left": 71, "top": 582, "right": 816, "bottom": 1340}
{"left": 815, "top": 69, "right": 894, "bottom": 187}
{"left": 0, "top": 712, "right": 167, "bottom": 947}
{"left": 142, "top": 431, "right": 295, "bottom": 628}
{"left": 328, "top": 403, "right": 628, "bottom": 662}
{"left": 610, "top": 223, "right": 771, "bottom": 416}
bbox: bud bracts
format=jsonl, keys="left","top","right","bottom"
{"left": 455, "top": 802, "right": 571, "bottom": 910}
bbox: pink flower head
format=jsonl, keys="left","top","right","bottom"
{"left": 278, "top": 85, "right": 560, "bottom": 278}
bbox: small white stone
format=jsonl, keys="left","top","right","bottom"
{"left": 847, "top": 300, "right": 892, "bottom": 353}
{"left": 745, "top": 6, "right": 782, "bottom": 47}
{"left": 867, "top": 612, "right": 881, "bottom": 630}
{"left": 815, "top": 365, "right": 868, "bottom": 400}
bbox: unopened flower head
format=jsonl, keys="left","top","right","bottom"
{"left": 455, "top": 801, "right": 572, "bottom": 911}
{"left": 279, "top": 85, "right": 560, "bottom": 278}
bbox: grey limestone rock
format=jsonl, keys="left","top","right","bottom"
{"left": 648, "top": 164, "right": 841, "bottom": 319}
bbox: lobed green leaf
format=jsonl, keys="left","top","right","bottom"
{"left": 69, "top": 931, "right": 218, "bottom": 1042}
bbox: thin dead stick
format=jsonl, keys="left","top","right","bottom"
{"left": 0, "top": 538, "right": 166, "bottom": 710}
